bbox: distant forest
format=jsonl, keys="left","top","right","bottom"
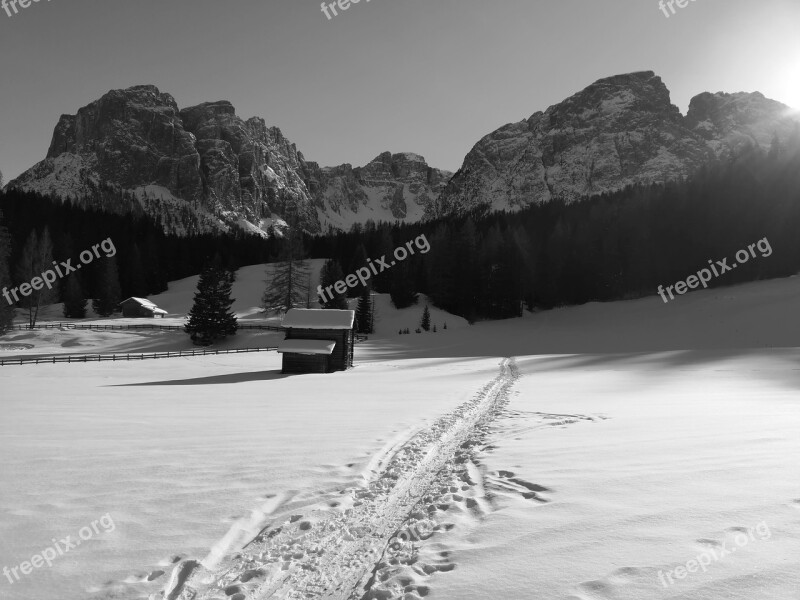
{"left": 1, "top": 134, "right": 799, "bottom": 323}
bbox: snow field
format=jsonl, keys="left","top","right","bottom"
{"left": 1, "top": 270, "right": 799, "bottom": 599}
{"left": 0, "top": 351, "right": 500, "bottom": 600}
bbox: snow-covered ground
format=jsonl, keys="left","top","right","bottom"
{"left": 1, "top": 271, "right": 799, "bottom": 600}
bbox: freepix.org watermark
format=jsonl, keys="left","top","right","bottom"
{"left": 2, "top": 237, "right": 116, "bottom": 306}
{"left": 320, "top": 0, "right": 370, "bottom": 20}
{"left": 317, "top": 234, "right": 430, "bottom": 304}
{"left": 3, "top": 513, "right": 115, "bottom": 585}
{"left": 657, "top": 237, "right": 772, "bottom": 304}
{"left": 658, "top": 521, "right": 771, "bottom": 587}
{"left": 658, "top": 0, "right": 698, "bottom": 18}
{"left": 2, "top": 0, "right": 52, "bottom": 19}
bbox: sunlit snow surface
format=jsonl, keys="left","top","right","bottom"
{"left": 1, "top": 274, "right": 799, "bottom": 599}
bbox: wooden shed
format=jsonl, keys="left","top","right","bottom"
{"left": 278, "top": 309, "right": 355, "bottom": 374}
{"left": 119, "top": 297, "right": 168, "bottom": 318}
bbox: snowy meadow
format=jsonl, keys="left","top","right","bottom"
{"left": 1, "top": 267, "right": 799, "bottom": 599}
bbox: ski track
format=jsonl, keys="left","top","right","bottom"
{"left": 161, "top": 358, "right": 522, "bottom": 600}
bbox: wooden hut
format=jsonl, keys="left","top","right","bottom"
{"left": 119, "top": 297, "right": 168, "bottom": 318}
{"left": 278, "top": 309, "right": 355, "bottom": 374}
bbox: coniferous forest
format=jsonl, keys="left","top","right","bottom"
{"left": 1, "top": 136, "right": 799, "bottom": 323}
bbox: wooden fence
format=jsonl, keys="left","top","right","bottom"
{"left": 11, "top": 323, "right": 283, "bottom": 332}
{"left": 0, "top": 346, "right": 279, "bottom": 367}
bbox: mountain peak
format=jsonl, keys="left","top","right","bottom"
{"left": 8, "top": 86, "right": 450, "bottom": 236}
{"left": 431, "top": 71, "right": 799, "bottom": 218}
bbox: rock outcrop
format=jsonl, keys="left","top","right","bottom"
{"left": 9, "top": 75, "right": 799, "bottom": 234}
{"left": 430, "top": 71, "right": 799, "bottom": 218}
{"left": 9, "top": 87, "right": 447, "bottom": 235}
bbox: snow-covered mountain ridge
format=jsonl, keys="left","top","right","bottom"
{"left": 430, "top": 71, "right": 800, "bottom": 217}
{"left": 6, "top": 86, "right": 451, "bottom": 235}
{"left": 7, "top": 72, "right": 799, "bottom": 234}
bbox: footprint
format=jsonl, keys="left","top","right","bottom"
{"left": 239, "top": 568, "right": 266, "bottom": 583}
{"left": 727, "top": 526, "right": 748, "bottom": 533}
{"left": 608, "top": 566, "right": 641, "bottom": 583}
{"left": 146, "top": 569, "right": 165, "bottom": 581}
{"left": 697, "top": 538, "right": 722, "bottom": 548}
{"left": 578, "top": 579, "right": 613, "bottom": 596}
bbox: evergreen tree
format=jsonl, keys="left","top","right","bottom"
{"left": 347, "top": 244, "right": 369, "bottom": 297}
{"left": 0, "top": 206, "right": 14, "bottom": 334}
{"left": 185, "top": 263, "right": 238, "bottom": 346}
{"left": 389, "top": 262, "right": 418, "bottom": 309}
{"left": 319, "top": 259, "right": 349, "bottom": 309}
{"left": 142, "top": 233, "right": 168, "bottom": 294}
{"left": 262, "top": 225, "right": 310, "bottom": 313}
{"left": 62, "top": 275, "right": 87, "bottom": 319}
{"left": 121, "top": 243, "right": 148, "bottom": 298}
{"left": 92, "top": 256, "right": 122, "bottom": 317}
{"left": 355, "top": 286, "right": 374, "bottom": 334}
{"left": 15, "top": 228, "right": 57, "bottom": 327}
{"left": 372, "top": 228, "right": 394, "bottom": 293}
{"left": 420, "top": 304, "right": 431, "bottom": 331}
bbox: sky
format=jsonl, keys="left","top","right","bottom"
{"left": 0, "top": 0, "right": 798, "bottom": 182}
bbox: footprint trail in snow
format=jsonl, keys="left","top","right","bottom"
{"left": 163, "top": 358, "right": 521, "bottom": 600}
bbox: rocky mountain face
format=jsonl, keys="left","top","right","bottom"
{"left": 306, "top": 152, "right": 452, "bottom": 232}
{"left": 429, "top": 71, "right": 799, "bottom": 218}
{"left": 7, "top": 85, "right": 449, "bottom": 236}
{"left": 8, "top": 74, "right": 798, "bottom": 234}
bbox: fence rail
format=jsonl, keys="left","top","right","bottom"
{"left": 0, "top": 346, "right": 278, "bottom": 367}
{"left": 11, "top": 323, "right": 284, "bottom": 332}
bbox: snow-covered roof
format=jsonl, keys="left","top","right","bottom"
{"left": 121, "top": 297, "right": 159, "bottom": 308}
{"left": 119, "top": 297, "right": 167, "bottom": 314}
{"left": 282, "top": 309, "right": 355, "bottom": 330}
{"left": 277, "top": 339, "right": 337, "bottom": 355}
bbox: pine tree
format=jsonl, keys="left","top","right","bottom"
{"left": 15, "top": 228, "right": 57, "bottom": 327}
{"left": 389, "top": 262, "right": 418, "bottom": 309}
{"left": 122, "top": 243, "right": 148, "bottom": 298}
{"left": 185, "top": 264, "right": 238, "bottom": 346}
{"left": 420, "top": 304, "right": 431, "bottom": 332}
{"left": 356, "top": 286, "right": 374, "bottom": 334}
{"left": 348, "top": 244, "right": 369, "bottom": 297}
{"left": 373, "top": 228, "right": 394, "bottom": 293}
{"left": 262, "top": 225, "right": 310, "bottom": 313}
{"left": 0, "top": 205, "right": 14, "bottom": 334}
{"left": 319, "top": 259, "right": 349, "bottom": 309}
{"left": 142, "top": 233, "right": 168, "bottom": 294}
{"left": 62, "top": 275, "right": 87, "bottom": 319}
{"left": 92, "top": 256, "right": 122, "bottom": 317}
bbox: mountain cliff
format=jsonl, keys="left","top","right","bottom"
{"left": 429, "top": 71, "right": 799, "bottom": 218}
{"left": 8, "top": 74, "right": 798, "bottom": 234}
{"left": 7, "top": 86, "right": 449, "bottom": 236}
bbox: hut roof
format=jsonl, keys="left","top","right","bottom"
{"left": 282, "top": 309, "right": 355, "bottom": 330}
{"left": 120, "top": 297, "right": 168, "bottom": 314}
{"left": 277, "top": 339, "right": 337, "bottom": 355}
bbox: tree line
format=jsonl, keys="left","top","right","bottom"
{"left": 2, "top": 132, "right": 799, "bottom": 335}
{"left": 0, "top": 187, "right": 282, "bottom": 328}
{"left": 308, "top": 133, "right": 800, "bottom": 321}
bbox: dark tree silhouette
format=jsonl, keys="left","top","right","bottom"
{"left": 185, "top": 263, "right": 238, "bottom": 346}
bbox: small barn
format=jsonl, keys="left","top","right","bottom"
{"left": 278, "top": 309, "right": 355, "bottom": 374}
{"left": 119, "top": 297, "right": 168, "bottom": 318}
